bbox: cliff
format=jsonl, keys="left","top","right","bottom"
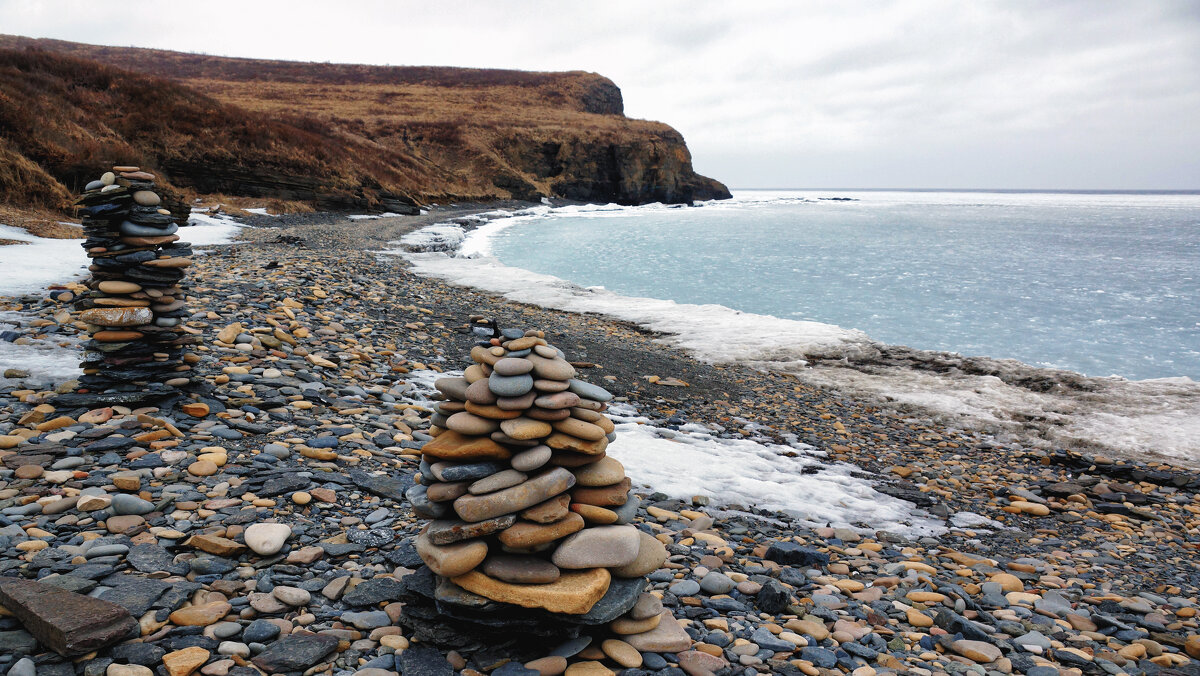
{"left": 0, "top": 35, "right": 729, "bottom": 214}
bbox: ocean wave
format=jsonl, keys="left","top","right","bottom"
{"left": 386, "top": 202, "right": 1200, "bottom": 468}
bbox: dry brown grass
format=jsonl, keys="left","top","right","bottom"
{"left": 0, "top": 204, "right": 82, "bottom": 240}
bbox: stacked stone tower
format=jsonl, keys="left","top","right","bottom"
{"left": 67, "top": 166, "right": 197, "bottom": 405}
{"left": 404, "top": 320, "right": 669, "bottom": 645}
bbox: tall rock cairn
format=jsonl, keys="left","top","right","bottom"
{"left": 72, "top": 166, "right": 197, "bottom": 399}
{"left": 409, "top": 321, "right": 667, "bottom": 616}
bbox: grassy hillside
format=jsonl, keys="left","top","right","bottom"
{"left": 0, "top": 35, "right": 729, "bottom": 217}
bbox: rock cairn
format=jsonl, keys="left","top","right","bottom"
{"left": 67, "top": 166, "right": 198, "bottom": 406}
{"left": 404, "top": 320, "right": 670, "bottom": 647}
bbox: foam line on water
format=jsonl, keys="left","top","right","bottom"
{"left": 386, "top": 206, "right": 1200, "bottom": 467}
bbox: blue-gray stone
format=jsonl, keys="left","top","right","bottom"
{"left": 700, "top": 572, "right": 736, "bottom": 594}
{"left": 119, "top": 221, "right": 178, "bottom": 237}
{"left": 405, "top": 484, "right": 447, "bottom": 519}
{"left": 800, "top": 647, "right": 838, "bottom": 669}
{"left": 111, "top": 494, "right": 154, "bottom": 515}
{"left": 566, "top": 379, "right": 613, "bottom": 402}
{"left": 488, "top": 373, "right": 533, "bottom": 397}
{"left": 340, "top": 610, "right": 392, "bottom": 630}
{"left": 437, "top": 461, "right": 505, "bottom": 482}
{"left": 764, "top": 542, "right": 829, "bottom": 566}
{"left": 243, "top": 619, "right": 281, "bottom": 643}
{"left": 669, "top": 579, "right": 701, "bottom": 597}
{"left": 612, "top": 493, "right": 639, "bottom": 524}
{"left": 550, "top": 636, "right": 592, "bottom": 658}
{"left": 307, "top": 437, "right": 339, "bottom": 449}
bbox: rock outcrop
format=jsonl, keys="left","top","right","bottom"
{"left": 0, "top": 35, "right": 730, "bottom": 213}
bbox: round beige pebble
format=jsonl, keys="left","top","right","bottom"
{"left": 600, "top": 639, "right": 642, "bottom": 668}
{"left": 292, "top": 491, "right": 312, "bottom": 505}
{"left": 188, "top": 460, "right": 218, "bottom": 477}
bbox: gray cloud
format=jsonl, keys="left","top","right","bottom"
{"left": 1, "top": 0, "right": 1196, "bottom": 188}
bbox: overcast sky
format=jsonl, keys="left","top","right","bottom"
{"left": 3, "top": 0, "right": 1198, "bottom": 189}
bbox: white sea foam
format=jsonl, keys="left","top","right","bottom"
{"left": 0, "top": 225, "right": 88, "bottom": 296}
{"left": 604, "top": 413, "right": 944, "bottom": 535}
{"left": 385, "top": 199, "right": 1200, "bottom": 468}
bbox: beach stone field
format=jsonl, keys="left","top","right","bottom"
{"left": 0, "top": 210, "right": 1198, "bottom": 676}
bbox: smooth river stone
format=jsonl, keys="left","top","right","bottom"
{"left": 463, "top": 363, "right": 488, "bottom": 383}
{"left": 526, "top": 407, "right": 572, "bottom": 421}
{"left": 527, "top": 354, "right": 576, "bottom": 381}
{"left": 610, "top": 531, "right": 669, "bottom": 578}
{"left": 624, "top": 611, "right": 693, "bottom": 653}
{"left": 426, "top": 481, "right": 470, "bottom": 502}
{"left": 572, "top": 477, "right": 632, "bottom": 507}
{"left": 545, "top": 432, "right": 608, "bottom": 455}
{"left": 489, "top": 373, "right": 534, "bottom": 397}
{"left": 493, "top": 357, "right": 534, "bottom": 376}
{"left": 498, "top": 512, "right": 585, "bottom": 548}
{"left": 572, "top": 503, "right": 618, "bottom": 525}
{"left": 553, "top": 417, "right": 607, "bottom": 441}
{"left": 533, "top": 392, "right": 581, "bottom": 410}
{"left": 421, "top": 431, "right": 512, "bottom": 461}
{"left": 97, "top": 280, "right": 142, "bottom": 294}
{"left": 464, "top": 402, "right": 523, "bottom": 420}
{"left": 574, "top": 398, "right": 607, "bottom": 412}
{"left": 533, "top": 344, "right": 559, "bottom": 358}
{"left": 416, "top": 532, "right": 487, "bottom": 578}
{"left": 465, "top": 379, "right": 499, "bottom": 405}
{"left": 453, "top": 468, "right": 575, "bottom": 522}
{"left": 573, "top": 457, "right": 626, "bottom": 487}
{"left": 511, "top": 445, "right": 552, "bottom": 472}
{"left": 500, "top": 417, "right": 552, "bottom": 440}
{"left": 568, "top": 379, "right": 614, "bottom": 402}
{"left": 93, "top": 330, "right": 144, "bottom": 343}
{"left": 505, "top": 336, "right": 541, "bottom": 351}
{"left": 118, "top": 221, "right": 178, "bottom": 237}
{"left": 100, "top": 171, "right": 116, "bottom": 185}
{"left": 80, "top": 307, "right": 153, "bottom": 327}
{"left": 496, "top": 391, "right": 537, "bottom": 410}
{"left": 490, "top": 431, "right": 540, "bottom": 447}
{"left": 469, "top": 469, "right": 527, "bottom": 495}
{"left": 552, "top": 525, "right": 641, "bottom": 569}
{"left": 470, "top": 344, "right": 505, "bottom": 365}
{"left": 84, "top": 180, "right": 104, "bottom": 191}
{"left": 120, "top": 234, "right": 179, "bottom": 247}
{"left": 433, "top": 460, "right": 505, "bottom": 482}
{"left": 446, "top": 412, "right": 500, "bottom": 436}
{"left": 520, "top": 494, "right": 571, "bottom": 524}
{"left": 452, "top": 568, "right": 610, "bottom": 615}
{"left": 572, "top": 408, "right": 616, "bottom": 433}
{"left": 482, "top": 555, "right": 561, "bottom": 584}
{"left": 132, "top": 190, "right": 161, "bottom": 206}
{"left": 551, "top": 449, "right": 607, "bottom": 468}
{"left": 426, "top": 515, "right": 517, "bottom": 545}
{"left": 533, "top": 378, "right": 571, "bottom": 393}
{"left": 435, "top": 377, "right": 470, "bottom": 401}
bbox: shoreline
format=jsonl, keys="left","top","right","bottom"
{"left": 0, "top": 208, "right": 1198, "bottom": 674}
{"left": 392, "top": 202, "right": 1200, "bottom": 471}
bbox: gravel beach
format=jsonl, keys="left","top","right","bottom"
{"left": 0, "top": 210, "right": 1197, "bottom": 676}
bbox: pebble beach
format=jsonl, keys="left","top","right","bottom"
{"left": 0, "top": 208, "right": 1198, "bottom": 676}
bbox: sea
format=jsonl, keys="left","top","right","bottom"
{"left": 395, "top": 190, "right": 1200, "bottom": 467}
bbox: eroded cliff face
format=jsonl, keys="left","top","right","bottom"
{"left": 0, "top": 35, "right": 730, "bottom": 211}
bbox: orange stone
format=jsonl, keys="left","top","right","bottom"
{"left": 498, "top": 513, "right": 585, "bottom": 548}
{"left": 452, "top": 568, "right": 610, "bottom": 615}
{"left": 181, "top": 402, "right": 210, "bottom": 418}
{"left": 421, "top": 431, "right": 512, "bottom": 461}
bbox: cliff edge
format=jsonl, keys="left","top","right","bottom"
{"left": 0, "top": 35, "right": 730, "bottom": 213}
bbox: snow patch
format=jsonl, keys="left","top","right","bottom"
{"left": 0, "top": 225, "right": 88, "bottom": 296}
{"left": 0, "top": 312, "right": 82, "bottom": 385}
{"left": 184, "top": 212, "right": 249, "bottom": 246}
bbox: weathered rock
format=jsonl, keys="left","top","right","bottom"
{"left": 623, "top": 611, "right": 693, "bottom": 652}
{"left": 416, "top": 532, "right": 488, "bottom": 577}
{"left": 0, "top": 577, "right": 137, "bottom": 656}
{"left": 250, "top": 633, "right": 340, "bottom": 672}
{"left": 452, "top": 568, "right": 611, "bottom": 614}
{"left": 551, "top": 525, "right": 640, "bottom": 569}
{"left": 454, "top": 468, "right": 575, "bottom": 522}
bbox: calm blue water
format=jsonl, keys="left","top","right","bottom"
{"left": 483, "top": 190, "right": 1200, "bottom": 380}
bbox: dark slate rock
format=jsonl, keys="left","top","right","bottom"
{"left": 0, "top": 577, "right": 137, "bottom": 657}
{"left": 110, "top": 642, "right": 166, "bottom": 666}
{"left": 341, "top": 577, "right": 406, "bottom": 606}
{"left": 96, "top": 576, "right": 170, "bottom": 616}
{"left": 251, "top": 633, "right": 340, "bottom": 672}
{"left": 243, "top": 619, "right": 282, "bottom": 643}
{"left": 399, "top": 643, "right": 454, "bottom": 676}
{"left": 756, "top": 579, "right": 792, "bottom": 614}
{"left": 127, "top": 544, "right": 186, "bottom": 575}
{"left": 258, "top": 474, "right": 312, "bottom": 497}
{"left": 764, "top": 542, "right": 829, "bottom": 567}
{"left": 348, "top": 468, "right": 410, "bottom": 501}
